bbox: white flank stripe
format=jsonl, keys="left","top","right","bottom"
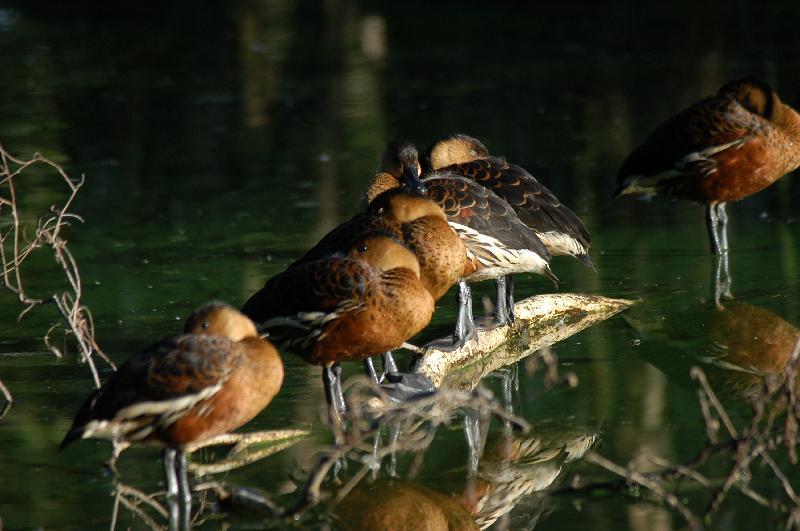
{"left": 82, "top": 380, "right": 225, "bottom": 442}
{"left": 449, "top": 222, "right": 550, "bottom": 281}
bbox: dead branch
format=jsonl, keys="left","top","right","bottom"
{"left": 585, "top": 450, "right": 703, "bottom": 531}
{"left": 557, "top": 362, "right": 800, "bottom": 529}
{"left": 0, "top": 142, "right": 113, "bottom": 403}
{"left": 0, "top": 378, "right": 11, "bottom": 420}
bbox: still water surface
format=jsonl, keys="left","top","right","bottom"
{"left": 1, "top": 1, "right": 799, "bottom": 529}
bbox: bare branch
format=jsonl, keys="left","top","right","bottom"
{"left": 0, "top": 142, "right": 111, "bottom": 392}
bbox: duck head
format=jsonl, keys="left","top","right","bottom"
{"left": 185, "top": 302, "right": 258, "bottom": 341}
{"left": 424, "top": 133, "right": 490, "bottom": 171}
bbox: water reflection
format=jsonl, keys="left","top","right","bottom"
{"left": 706, "top": 301, "right": 800, "bottom": 399}
{"left": 462, "top": 431, "right": 597, "bottom": 529}
{"left": 630, "top": 298, "right": 800, "bottom": 401}
{"left": 2, "top": 0, "right": 800, "bottom": 529}
{"left": 336, "top": 479, "right": 478, "bottom": 531}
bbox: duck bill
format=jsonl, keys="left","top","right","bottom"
{"left": 400, "top": 165, "right": 428, "bottom": 195}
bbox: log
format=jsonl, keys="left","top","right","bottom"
{"left": 413, "top": 293, "right": 635, "bottom": 390}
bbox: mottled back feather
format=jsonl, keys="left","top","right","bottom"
{"left": 60, "top": 335, "right": 238, "bottom": 449}
{"left": 436, "top": 157, "right": 591, "bottom": 249}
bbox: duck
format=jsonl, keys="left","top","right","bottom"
{"left": 241, "top": 231, "right": 435, "bottom": 418}
{"left": 59, "top": 302, "right": 283, "bottom": 525}
{"left": 422, "top": 133, "right": 593, "bottom": 268}
{"left": 336, "top": 479, "right": 479, "bottom": 531}
{"left": 615, "top": 77, "right": 800, "bottom": 255}
{"left": 298, "top": 184, "right": 467, "bottom": 379}
{"left": 362, "top": 141, "right": 556, "bottom": 348}
{"left": 300, "top": 188, "right": 465, "bottom": 304}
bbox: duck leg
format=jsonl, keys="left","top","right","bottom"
{"left": 364, "top": 357, "right": 381, "bottom": 386}
{"left": 706, "top": 202, "right": 731, "bottom": 255}
{"left": 365, "top": 352, "right": 400, "bottom": 384}
{"left": 716, "top": 203, "right": 729, "bottom": 254}
{"left": 711, "top": 254, "right": 734, "bottom": 308}
{"left": 176, "top": 451, "right": 192, "bottom": 531}
{"left": 720, "top": 250, "right": 733, "bottom": 299}
{"left": 163, "top": 448, "right": 179, "bottom": 500}
{"left": 454, "top": 280, "right": 476, "bottom": 347}
{"left": 421, "top": 279, "right": 475, "bottom": 352}
{"left": 323, "top": 362, "right": 347, "bottom": 420}
{"left": 163, "top": 448, "right": 181, "bottom": 531}
{"left": 716, "top": 204, "right": 733, "bottom": 298}
{"left": 386, "top": 421, "right": 400, "bottom": 477}
{"left": 494, "top": 276, "right": 511, "bottom": 326}
{"left": 382, "top": 351, "right": 399, "bottom": 378}
{"left": 463, "top": 407, "right": 487, "bottom": 475}
{"left": 500, "top": 365, "right": 516, "bottom": 437}
{"left": 705, "top": 204, "right": 722, "bottom": 255}
{"left": 505, "top": 274, "right": 516, "bottom": 324}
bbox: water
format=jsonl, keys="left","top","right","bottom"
{"left": 1, "top": 1, "right": 799, "bottom": 529}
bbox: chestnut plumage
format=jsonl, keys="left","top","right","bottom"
{"left": 616, "top": 77, "right": 800, "bottom": 254}
{"left": 59, "top": 302, "right": 283, "bottom": 521}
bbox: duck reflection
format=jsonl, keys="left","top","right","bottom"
{"left": 629, "top": 299, "right": 799, "bottom": 400}
{"left": 460, "top": 431, "right": 596, "bottom": 529}
{"left": 705, "top": 301, "right": 800, "bottom": 399}
{"left": 335, "top": 479, "right": 479, "bottom": 531}
{"left": 332, "top": 430, "right": 596, "bottom": 531}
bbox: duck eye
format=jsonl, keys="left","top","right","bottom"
{"left": 201, "top": 321, "right": 210, "bottom": 329}
{"left": 376, "top": 207, "right": 384, "bottom": 215}
{"left": 358, "top": 244, "right": 368, "bottom": 253}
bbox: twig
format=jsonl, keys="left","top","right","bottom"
{"left": 691, "top": 367, "right": 738, "bottom": 439}
{"left": 0, "top": 142, "right": 112, "bottom": 390}
{"left": 0, "top": 378, "right": 11, "bottom": 406}
{"left": 584, "top": 450, "right": 703, "bottom": 530}
{"left": 758, "top": 449, "right": 800, "bottom": 505}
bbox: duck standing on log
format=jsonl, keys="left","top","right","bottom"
{"left": 298, "top": 178, "right": 466, "bottom": 377}
{"left": 421, "top": 134, "right": 592, "bottom": 330}
{"left": 242, "top": 231, "right": 434, "bottom": 419}
{"left": 362, "top": 141, "right": 557, "bottom": 348}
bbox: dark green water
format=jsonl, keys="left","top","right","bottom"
{"left": 1, "top": 1, "right": 799, "bottom": 529}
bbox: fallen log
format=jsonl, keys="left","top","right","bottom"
{"left": 413, "top": 293, "right": 635, "bottom": 390}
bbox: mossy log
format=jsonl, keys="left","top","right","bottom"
{"left": 413, "top": 293, "right": 634, "bottom": 390}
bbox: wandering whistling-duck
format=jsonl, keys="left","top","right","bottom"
{"left": 299, "top": 183, "right": 465, "bottom": 378}
{"left": 362, "top": 141, "right": 556, "bottom": 347}
{"left": 422, "top": 134, "right": 592, "bottom": 330}
{"left": 59, "top": 303, "right": 283, "bottom": 523}
{"left": 615, "top": 78, "right": 800, "bottom": 255}
{"left": 422, "top": 134, "right": 593, "bottom": 268}
{"left": 241, "top": 231, "right": 435, "bottom": 417}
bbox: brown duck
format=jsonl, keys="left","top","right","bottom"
{"left": 615, "top": 77, "right": 800, "bottom": 255}
{"left": 241, "top": 231, "right": 434, "bottom": 416}
{"left": 363, "top": 141, "right": 556, "bottom": 347}
{"left": 59, "top": 303, "right": 284, "bottom": 521}
{"left": 422, "top": 134, "right": 593, "bottom": 268}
